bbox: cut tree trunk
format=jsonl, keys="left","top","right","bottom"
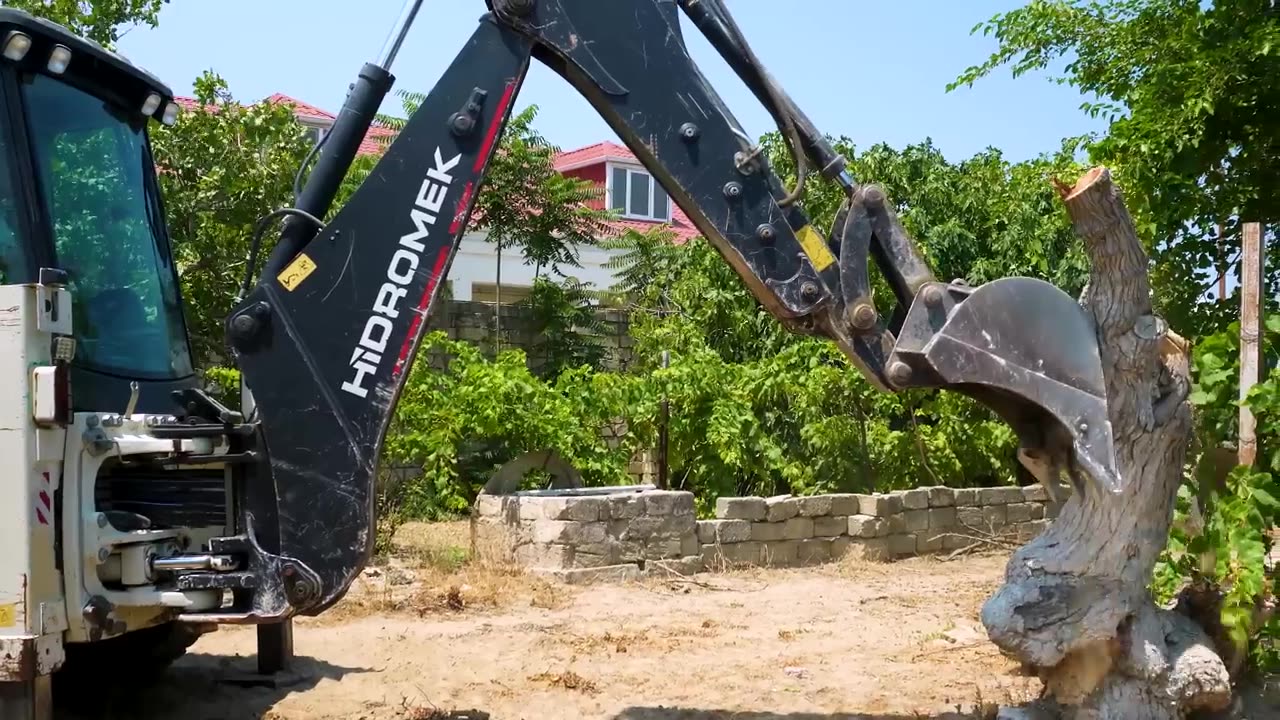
{"left": 979, "top": 167, "right": 1233, "bottom": 719}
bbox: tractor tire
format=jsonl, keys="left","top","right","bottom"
{"left": 51, "top": 621, "right": 209, "bottom": 713}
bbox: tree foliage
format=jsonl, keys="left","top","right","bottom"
{"left": 951, "top": 0, "right": 1280, "bottom": 339}
{"left": 5, "top": 0, "right": 170, "bottom": 47}
{"left": 148, "top": 72, "right": 313, "bottom": 368}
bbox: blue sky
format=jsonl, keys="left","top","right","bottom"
{"left": 114, "top": 0, "right": 1106, "bottom": 165}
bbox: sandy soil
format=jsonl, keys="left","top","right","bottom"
{"left": 51, "top": 522, "right": 1278, "bottom": 720}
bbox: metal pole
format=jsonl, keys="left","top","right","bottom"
{"left": 1239, "top": 221, "right": 1264, "bottom": 467}
{"left": 658, "top": 350, "right": 670, "bottom": 489}
{"left": 377, "top": 0, "right": 427, "bottom": 70}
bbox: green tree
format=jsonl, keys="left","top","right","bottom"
{"left": 149, "top": 71, "right": 313, "bottom": 367}
{"left": 6, "top": 0, "right": 170, "bottom": 47}
{"left": 373, "top": 91, "right": 615, "bottom": 277}
{"left": 951, "top": 0, "right": 1280, "bottom": 339}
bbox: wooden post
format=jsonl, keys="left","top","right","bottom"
{"left": 1239, "top": 221, "right": 1264, "bottom": 467}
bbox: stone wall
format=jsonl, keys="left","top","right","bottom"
{"left": 471, "top": 483, "right": 1071, "bottom": 582}
{"left": 472, "top": 487, "right": 702, "bottom": 583}
{"left": 700, "top": 484, "right": 1067, "bottom": 568}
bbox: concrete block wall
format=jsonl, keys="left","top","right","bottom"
{"left": 700, "top": 484, "right": 1068, "bottom": 568}
{"left": 472, "top": 488, "right": 702, "bottom": 583}
{"left": 472, "top": 483, "right": 1070, "bottom": 581}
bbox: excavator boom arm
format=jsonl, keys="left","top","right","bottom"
{"left": 194, "top": 0, "right": 1121, "bottom": 623}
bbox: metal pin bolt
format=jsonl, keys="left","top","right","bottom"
{"left": 97, "top": 548, "right": 110, "bottom": 564}
{"left": 96, "top": 513, "right": 108, "bottom": 529}
{"left": 723, "top": 182, "right": 743, "bottom": 200}
{"left": 923, "top": 286, "right": 944, "bottom": 307}
{"left": 850, "top": 303, "right": 877, "bottom": 330}
{"left": 755, "top": 224, "right": 776, "bottom": 243}
{"left": 800, "top": 283, "right": 820, "bottom": 303}
{"left": 449, "top": 114, "right": 475, "bottom": 137}
{"left": 889, "top": 361, "right": 912, "bottom": 385}
{"left": 679, "top": 122, "right": 700, "bottom": 141}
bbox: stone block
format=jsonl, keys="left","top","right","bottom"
{"left": 926, "top": 486, "right": 955, "bottom": 507}
{"left": 957, "top": 506, "right": 985, "bottom": 528}
{"left": 887, "top": 534, "right": 917, "bottom": 557}
{"left": 513, "top": 542, "right": 574, "bottom": 568}
{"left": 928, "top": 507, "right": 957, "bottom": 530}
{"left": 844, "top": 538, "right": 890, "bottom": 562}
{"left": 916, "top": 530, "right": 945, "bottom": 554}
{"left": 701, "top": 541, "right": 762, "bottom": 569}
{"left": 749, "top": 521, "right": 785, "bottom": 542}
{"left": 760, "top": 540, "right": 799, "bottom": 567}
{"left": 644, "top": 490, "right": 682, "bottom": 516}
{"left": 886, "top": 513, "right": 908, "bottom": 535}
{"left": 696, "top": 521, "right": 716, "bottom": 544}
{"left": 538, "top": 563, "right": 642, "bottom": 585}
{"left": 847, "top": 515, "right": 883, "bottom": 539}
{"left": 1022, "top": 484, "right": 1049, "bottom": 503}
{"left": 953, "top": 488, "right": 980, "bottom": 507}
{"left": 671, "top": 492, "right": 696, "bottom": 516}
{"left": 575, "top": 547, "right": 624, "bottom": 568}
{"left": 609, "top": 494, "right": 645, "bottom": 520}
{"left": 519, "top": 500, "right": 544, "bottom": 522}
{"left": 902, "top": 489, "right": 930, "bottom": 510}
{"left": 609, "top": 517, "right": 649, "bottom": 541}
{"left": 813, "top": 516, "right": 848, "bottom": 537}
{"left": 782, "top": 516, "right": 814, "bottom": 540}
{"left": 715, "top": 496, "right": 767, "bottom": 521}
{"left": 1006, "top": 503, "right": 1037, "bottom": 524}
{"left": 828, "top": 494, "right": 861, "bottom": 516}
{"left": 797, "top": 495, "right": 833, "bottom": 517}
{"left": 643, "top": 555, "right": 701, "bottom": 577}
{"left": 797, "top": 538, "right": 831, "bottom": 565}
{"left": 859, "top": 494, "right": 903, "bottom": 517}
{"left": 475, "top": 493, "right": 503, "bottom": 518}
{"left": 979, "top": 487, "right": 1024, "bottom": 505}
{"left": 643, "top": 538, "right": 685, "bottom": 560}
{"left": 1030, "top": 503, "right": 1046, "bottom": 520}
{"left": 830, "top": 537, "right": 850, "bottom": 559}
{"left": 659, "top": 513, "right": 697, "bottom": 537}
{"left": 905, "top": 509, "right": 929, "bottom": 532}
{"left": 681, "top": 535, "right": 700, "bottom": 558}
{"left": 532, "top": 520, "right": 606, "bottom": 545}
{"left": 942, "top": 533, "right": 971, "bottom": 551}
{"left": 765, "top": 495, "right": 800, "bottom": 522}
{"left": 546, "top": 496, "right": 607, "bottom": 522}
{"left": 982, "top": 505, "right": 1008, "bottom": 527}
{"left": 698, "top": 519, "right": 751, "bottom": 544}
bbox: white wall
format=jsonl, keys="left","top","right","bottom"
{"left": 446, "top": 229, "right": 628, "bottom": 301}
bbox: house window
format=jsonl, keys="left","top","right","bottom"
{"left": 609, "top": 164, "right": 670, "bottom": 221}
{"left": 301, "top": 124, "right": 327, "bottom": 146}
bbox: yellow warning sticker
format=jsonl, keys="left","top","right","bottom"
{"left": 795, "top": 224, "right": 835, "bottom": 272}
{"left": 277, "top": 253, "right": 317, "bottom": 292}
{"left": 0, "top": 604, "right": 15, "bottom": 628}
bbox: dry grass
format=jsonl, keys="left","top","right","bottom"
{"left": 318, "top": 519, "right": 573, "bottom": 623}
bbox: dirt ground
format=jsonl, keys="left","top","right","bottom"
{"left": 53, "top": 522, "right": 1278, "bottom": 720}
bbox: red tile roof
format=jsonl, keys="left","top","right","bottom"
{"left": 170, "top": 93, "right": 701, "bottom": 243}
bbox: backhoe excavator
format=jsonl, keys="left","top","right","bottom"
{"left": 0, "top": 1, "right": 1123, "bottom": 716}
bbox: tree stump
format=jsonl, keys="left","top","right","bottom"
{"left": 980, "top": 167, "right": 1233, "bottom": 718}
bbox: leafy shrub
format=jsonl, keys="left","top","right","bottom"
{"left": 1153, "top": 316, "right": 1280, "bottom": 670}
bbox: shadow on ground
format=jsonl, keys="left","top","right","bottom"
{"left": 614, "top": 710, "right": 983, "bottom": 719}
{"left": 51, "top": 654, "right": 371, "bottom": 720}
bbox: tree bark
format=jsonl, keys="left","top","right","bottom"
{"left": 980, "top": 167, "right": 1233, "bottom": 718}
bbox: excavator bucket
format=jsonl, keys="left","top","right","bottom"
{"left": 889, "top": 277, "right": 1122, "bottom": 495}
